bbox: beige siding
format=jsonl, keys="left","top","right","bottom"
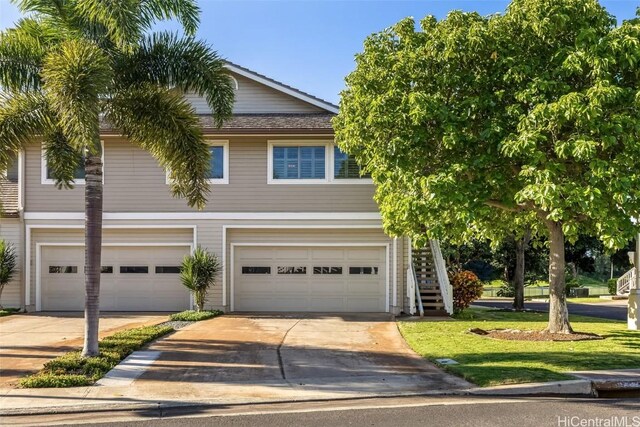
{"left": 184, "top": 73, "right": 324, "bottom": 114}
{"left": 0, "top": 219, "right": 22, "bottom": 308}
{"left": 25, "top": 138, "right": 378, "bottom": 213}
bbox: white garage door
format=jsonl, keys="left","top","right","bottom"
{"left": 41, "top": 246, "right": 190, "bottom": 311}
{"left": 233, "top": 246, "right": 387, "bottom": 312}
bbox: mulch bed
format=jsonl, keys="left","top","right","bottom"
{"left": 468, "top": 327, "right": 603, "bottom": 341}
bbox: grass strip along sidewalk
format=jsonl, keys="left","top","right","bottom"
{"left": 398, "top": 308, "right": 639, "bottom": 387}
{"left": 20, "top": 324, "right": 173, "bottom": 388}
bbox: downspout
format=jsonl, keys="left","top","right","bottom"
{"left": 18, "top": 149, "right": 26, "bottom": 311}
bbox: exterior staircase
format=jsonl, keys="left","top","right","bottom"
{"left": 413, "top": 246, "right": 447, "bottom": 315}
{"left": 408, "top": 243, "right": 452, "bottom": 316}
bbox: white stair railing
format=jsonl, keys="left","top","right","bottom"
{"left": 407, "top": 265, "right": 416, "bottom": 315}
{"left": 617, "top": 268, "right": 636, "bottom": 296}
{"left": 407, "top": 263, "right": 424, "bottom": 317}
{"left": 429, "top": 239, "right": 453, "bottom": 315}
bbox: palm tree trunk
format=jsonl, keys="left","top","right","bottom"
{"left": 545, "top": 220, "right": 573, "bottom": 334}
{"left": 82, "top": 153, "right": 103, "bottom": 357}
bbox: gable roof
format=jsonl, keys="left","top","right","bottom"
{"left": 224, "top": 61, "right": 339, "bottom": 114}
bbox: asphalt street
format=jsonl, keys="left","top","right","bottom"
{"left": 8, "top": 396, "right": 639, "bottom": 427}
{"left": 473, "top": 300, "right": 628, "bottom": 321}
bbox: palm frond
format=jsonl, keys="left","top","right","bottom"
{"left": 12, "top": 0, "right": 67, "bottom": 16}
{"left": 0, "top": 18, "right": 54, "bottom": 91}
{"left": 41, "top": 38, "right": 112, "bottom": 154}
{"left": 140, "top": 0, "right": 200, "bottom": 36}
{"left": 0, "top": 91, "right": 52, "bottom": 173}
{"left": 43, "top": 128, "right": 83, "bottom": 189}
{"left": 73, "top": 0, "right": 147, "bottom": 47}
{"left": 106, "top": 84, "right": 211, "bottom": 209}
{"left": 114, "top": 32, "right": 234, "bottom": 127}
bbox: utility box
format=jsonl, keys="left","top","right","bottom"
{"left": 570, "top": 287, "right": 589, "bottom": 298}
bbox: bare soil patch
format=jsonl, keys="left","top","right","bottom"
{"left": 468, "top": 327, "right": 603, "bottom": 342}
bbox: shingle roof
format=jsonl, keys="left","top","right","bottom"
{"left": 0, "top": 178, "right": 19, "bottom": 218}
{"left": 200, "top": 113, "right": 334, "bottom": 132}
{"left": 101, "top": 113, "right": 335, "bottom": 134}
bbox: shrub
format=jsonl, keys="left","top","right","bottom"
{"left": 496, "top": 281, "right": 515, "bottom": 298}
{"left": 0, "top": 240, "right": 16, "bottom": 310}
{"left": 20, "top": 324, "right": 173, "bottom": 388}
{"left": 170, "top": 310, "right": 223, "bottom": 322}
{"left": 20, "top": 374, "right": 91, "bottom": 388}
{"left": 449, "top": 270, "right": 483, "bottom": 313}
{"left": 607, "top": 278, "right": 618, "bottom": 295}
{"left": 180, "top": 247, "right": 220, "bottom": 312}
{"left": 565, "top": 281, "right": 581, "bottom": 295}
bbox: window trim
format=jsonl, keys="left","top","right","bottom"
{"left": 267, "top": 140, "right": 372, "bottom": 185}
{"left": 166, "top": 139, "right": 229, "bottom": 185}
{"left": 41, "top": 141, "right": 105, "bottom": 185}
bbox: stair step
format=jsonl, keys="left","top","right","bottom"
{"left": 422, "top": 309, "right": 449, "bottom": 317}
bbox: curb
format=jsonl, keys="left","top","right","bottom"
{"left": 3, "top": 378, "right": 639, "bottom": 417}
{"left": 0, "top": 390, "right": 469, "bottom": 417}
{"left": 468, "top": 379, "right": 595, "bottom": 397}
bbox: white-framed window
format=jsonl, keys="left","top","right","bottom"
{"left": 166, "top": 139, "right": 229, "bottom": 185}
{"left": 267, "top": 140, "right": 372, "bottom": 185}
{"left": 41, "top": 141, "right": 105, "bottom": 185}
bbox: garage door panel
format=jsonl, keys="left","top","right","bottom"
{"left": 234, "top": 245, "right": 387, "bottom": 313}
{"left": 41, "top": 245, "right": 190, "bottom": 311}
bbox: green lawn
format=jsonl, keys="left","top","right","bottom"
{"left": 0, "top": 308, "right": 20, "bottom": 317}
{"left": 398, "top": 309, "right": 639, "bottom": 387}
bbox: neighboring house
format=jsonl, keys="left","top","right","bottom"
{"left": 0, "top": 62, "right": 451, "bottom": 315}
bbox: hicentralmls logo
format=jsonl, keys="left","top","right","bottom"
{"left": 558, "top": 416, "right": 640, "bottom": 427}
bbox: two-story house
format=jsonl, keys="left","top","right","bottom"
{"left": 0, "top": 62, "right": 451, "bottom": 315}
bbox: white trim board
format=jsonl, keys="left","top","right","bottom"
{"left": 229, "top": 242, "right": 390, "bottom": 313}
{"left": 35, "top": 242, "right": 193, "bottom": 311}
{"left": 24, "top": 212, "right": 382, "bottom": 220}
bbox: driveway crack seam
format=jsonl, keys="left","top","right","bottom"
{"left": 277, "top": 318, "right": 303, "bottom": 380}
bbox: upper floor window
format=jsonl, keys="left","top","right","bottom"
{"left": 208, "top": 145, "right": 225, "bottom": 181}
{"left": 41, "top": 142, "right": 104, "bottom": 185}
{"left": 334, "top": 147, "right": 370, "bottom": 180}
{"left": 166, "top": 140, "right": 228, "bottom": 185}
{"left": 268, "top": 140, "right": 372, "bottom": 184}
{"left": 272, "top": 145, "right": 325, "bottom": 180}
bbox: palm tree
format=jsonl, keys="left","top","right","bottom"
{"left": 0, "top": 0, "right": 234, "bottom": 356}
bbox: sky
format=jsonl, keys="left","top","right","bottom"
{"left": 0, "top": 0, "right": 638, "bottom": 105}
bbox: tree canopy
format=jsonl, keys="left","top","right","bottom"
{"left": 334, "top": 0, "right": 640, "bottom": 332}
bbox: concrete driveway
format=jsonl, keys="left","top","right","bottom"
{"left": 126, "top": 314, "right": 470, "bottom": 400}
{"left": 0, "top": 313, "right": 167, "bottom": 387}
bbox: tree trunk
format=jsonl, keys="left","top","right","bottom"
{"left": 513, "top": 230, "right": 530, "bottom": 311}
{"left": 82, "top": 154, "right": 103, "bottom": 357}
{"left": 545, "top": 221, "right": 573, "bottom": 334}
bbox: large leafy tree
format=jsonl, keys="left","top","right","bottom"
{"left": 0, "top": 0, "right": 234, "bottom": 355}
{"left": 334, "top": 0, "right": 640, "bottom": 333}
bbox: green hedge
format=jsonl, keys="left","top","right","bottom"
{"left": 169, "top": 310, "right": 223, "bottom": 322}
